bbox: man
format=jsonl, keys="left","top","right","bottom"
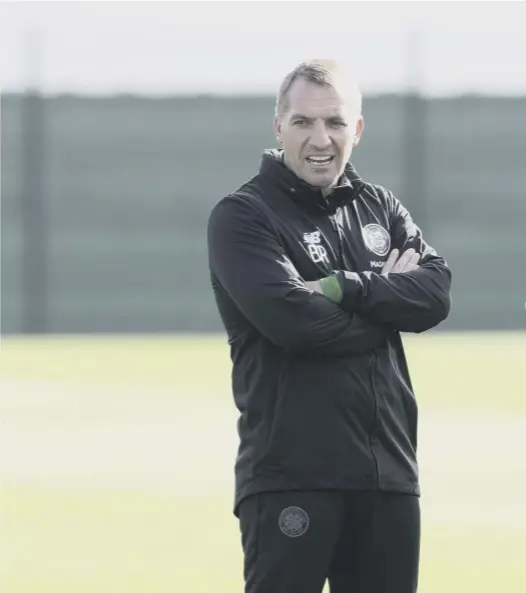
{"left": 207, "top": 59, "right": 452, "bottom": 593}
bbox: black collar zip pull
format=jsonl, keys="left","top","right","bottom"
{"left": 260, "top": 149, "right": 364, "bottom": 215}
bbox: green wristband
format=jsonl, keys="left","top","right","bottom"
{"left": 319, "top": 275, "right": 343, "bottom": 303}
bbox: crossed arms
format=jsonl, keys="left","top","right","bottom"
{"left": 207, "top": 194, "right": 452, "bottom": 357}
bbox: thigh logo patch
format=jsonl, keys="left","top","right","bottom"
{"left": 278, "top": 506, "right": 310, "bottom": 538}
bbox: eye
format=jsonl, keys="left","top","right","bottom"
{"left": 329, "top": 120, "right": 347, "bottom": 128}
{"left": 292, "top": 118, "right": 308, "bottom": 126}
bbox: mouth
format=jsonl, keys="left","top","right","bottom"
{"left": 305, "top": 155, "right": 335, "bottom": 166}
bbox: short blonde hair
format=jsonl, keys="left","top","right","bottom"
{"left": 275, "top": 59, "right": 362, "bottom": 117}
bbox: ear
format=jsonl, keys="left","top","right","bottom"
{"left": 353, "top": 116, "right": 364, "bottom": 148}
{"left": 274, "top": 115, "right": 282, "bottom": 145}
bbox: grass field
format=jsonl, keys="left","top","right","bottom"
{"left": 1, "top": 332, "right": 525, "bottom": 593}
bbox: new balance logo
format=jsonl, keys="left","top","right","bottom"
{"left": 303, "top": 231, "right": 322, "bottom": 244}
{"left": 303, "top": 231, "right": 329, "bottom": 264}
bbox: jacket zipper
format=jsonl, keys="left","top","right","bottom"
{"left": 328, "top": 206, "right": 379, "bottom": 486}
{"left": 368, "top": 353, "right": 380, "bottom": 488}
{"left": 328, "top": 212, "right": 345, "bottom": 267}
{"left": 325, "top": 191, "right": 380, "bottom": 488}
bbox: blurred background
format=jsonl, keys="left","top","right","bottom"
{"left": 1, "top": 2, "right": 525, "bottom": 593}
{"left": 2, "top": 0, "right": 526, "bottom": 334}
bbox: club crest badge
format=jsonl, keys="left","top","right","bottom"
{"left": 278, "top": 506, "right": 310, "bottom": 538}
{"left": 362, "top": 223, "right": 390, "bottom": 257}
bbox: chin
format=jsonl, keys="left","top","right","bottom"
{"left": 307, "top": 174, "right": 338, "bottom": 189}
{"left": 303, "top": 164, "right": 342, "bottom": 188}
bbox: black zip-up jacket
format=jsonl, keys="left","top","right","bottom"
{"left": 207, "top": 149, "right": 452, "bottom": 516}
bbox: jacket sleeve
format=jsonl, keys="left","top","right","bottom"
{"left": 207, "top": 195, "right": 389, "bottom": 355}
{"left": 322, "top": 191, "right": 452, "bottom": 333}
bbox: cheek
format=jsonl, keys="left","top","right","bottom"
{"left": 338, "top": 135, "right": 355, "bottom": 155}
{"left": 282, "top": 134, "right": 301, "bottom": 151}
{"left": 288, "top": 141, "right": 308, "bottom": 159}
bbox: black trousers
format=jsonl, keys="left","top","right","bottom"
{"left": 239, "top": 490, "right": 420, "bottom": 593}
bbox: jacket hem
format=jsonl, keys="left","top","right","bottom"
{"left": 233, "top": 477, "right": 420, "bottom": 517}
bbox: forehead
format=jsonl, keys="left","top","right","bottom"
{"left": 284, "top": 78, "right": 354, "bottom": 118}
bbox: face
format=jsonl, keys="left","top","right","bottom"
{"left": 274, "top": 77, "right": 364, "bottom": 193}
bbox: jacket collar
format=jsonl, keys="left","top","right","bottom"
{"left": 258, "top": 148, "right": 365, "bottom": 213}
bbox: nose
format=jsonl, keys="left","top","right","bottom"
{"left": 310, "top": 121, "right": 331, "bottom": 150}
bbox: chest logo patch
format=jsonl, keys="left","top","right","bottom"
{"left": 303, "top": 231, "right": 329, "bottom": 264}
{"left": 362, "top": 224, "right": 391, "bottom": 257}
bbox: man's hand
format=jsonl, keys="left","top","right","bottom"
{"left": 306, "top": 248, "right": 420, "bottom": 299}
{"left": 306, "top": 247, "right": 420, "bottom": 297}
{"left": 381, "top": 248, "right": 420, "bottom": 275}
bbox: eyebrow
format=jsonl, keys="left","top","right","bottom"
{"left": 290, "top": 113, "right": 310, "bottom": 120}
{"left": 289, "top": 113, "right": 345, "bottom": 121}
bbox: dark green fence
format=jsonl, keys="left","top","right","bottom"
{"left": 2, "top": 94, "right": 525, "bottom": 333}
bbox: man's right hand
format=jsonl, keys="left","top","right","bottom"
{"left": 381, "top": 248, "right": 420, "bottom": 275}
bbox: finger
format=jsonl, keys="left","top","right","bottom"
{"left": 392, "top": 248, "right": 416, "bottom": 273}
{"left": 398, "top": 249, "right": 418, "bottom": 272}
{"left": 404, "top": 252, "right": 421, "bottom": 272}
{"left": 381, "top": 249, "right": 399, "bottom": 274}
{"left": 399, "top": 252, "right": 420, "bottom": 272}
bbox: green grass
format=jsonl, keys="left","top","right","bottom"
{"left": 2, "top": 487, "right": 241, "bottom": 593}
{"left": 2, "top": 485, "right": 524, "bottom": 593}
{"left": 1, "top": 331, "right": 525, "bottom": 412}
{"left": 1, "top": 332, "right": 525, "bottom": 593}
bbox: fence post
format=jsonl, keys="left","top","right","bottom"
{"left": 21, "top": 30, "right": 48, "bottom": 334}
{"left": 402, "top": 28, "right": 429, "bottom": 237}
